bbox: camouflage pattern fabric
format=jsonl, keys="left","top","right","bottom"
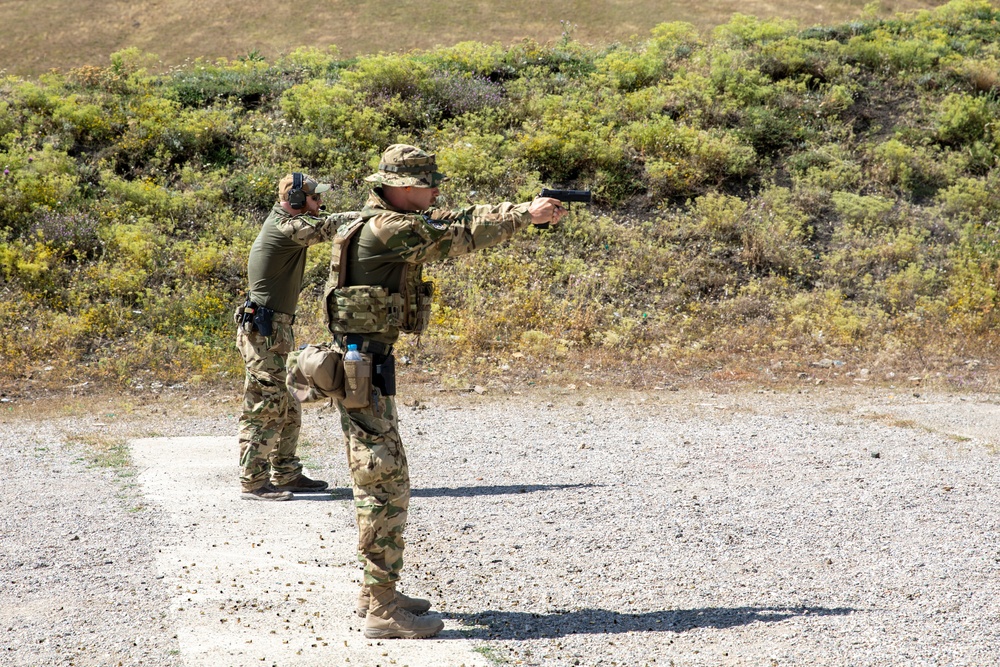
{"left": 236, "top": 320, "right": 303, "bottom": 490}
{"left": 337, "top": 387, "right": 409, "bottom": 585}
{"left": 363, "top": 144, "right": 447, "bottom": 189}
{"left": 364, "top": 192, "right": 532, "bottom": 265}
{"left": 329, "top": 160, "right": 536, "bottom": 596}
{"left": 324, "top": 190, "right": 533, "bottom": 345}
{"left": 272, "top": 207, "right": 356, "bottom": 245}
{"left": 238, "top": 197, "right": 358, "bottom": 490}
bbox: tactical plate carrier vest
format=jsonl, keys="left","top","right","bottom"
{"left": 324, "top": 215, "right": 433, "bottom": 337}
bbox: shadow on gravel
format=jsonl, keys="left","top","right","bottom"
{"left": 446, "top": 606, "right": 854, "bottom": 640}
{"left": 411, "top": 483, "right": 598, "bottom": 498}
{"left": 323, "top": 484, "right": 594, "bottom": 501}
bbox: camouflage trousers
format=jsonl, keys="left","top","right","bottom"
{"left": 236, "top": 321, "right": 303, "bottom": 491}
{"left": 337, "top": 387, "right": 409, "bottom": 586}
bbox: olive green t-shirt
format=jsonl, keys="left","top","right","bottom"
{"left": 248, "top": 204, "right": 352, "bottom": 315}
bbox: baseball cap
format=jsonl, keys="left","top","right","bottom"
{"left": 278, "top": 173, "right": 332, "bottom": 201}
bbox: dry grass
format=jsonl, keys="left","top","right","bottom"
{"left": 2, "top": 0, "right": 950, "bottom": 76}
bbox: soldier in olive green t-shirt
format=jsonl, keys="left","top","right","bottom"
{"left": 236, "top": 172, "right": 356, "bottom": 501}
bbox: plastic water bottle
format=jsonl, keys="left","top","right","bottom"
{"left": 345, "top": 343, "right": 362, "bottom": 361}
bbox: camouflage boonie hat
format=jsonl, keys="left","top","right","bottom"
{"left": 277, "top": 173, "right": 331, "bottom": 202}
{"left": 364, "top": 144, "right": 448, "bottom": 188}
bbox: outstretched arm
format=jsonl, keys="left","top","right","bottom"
{"left": 369, "top": 197, "right": 567, "bottom": 264}
{"left": 276, "top": 211, "right": 360, "bottom": 247}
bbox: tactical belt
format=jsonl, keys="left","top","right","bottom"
{"left": 272, "top": 311, "right": 295, "bottom": 325}
{"left": 338, "top": 334, "right": 393, "bottom": 357}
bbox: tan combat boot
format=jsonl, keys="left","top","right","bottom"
{"left": 240, "top": 483, "right": 293, "bottom": 501}
{"left": 356, "top": 584, "right": 432, "bottom": 617}
{"left": 364, "top": 583, "right": 443, "bottom": 639}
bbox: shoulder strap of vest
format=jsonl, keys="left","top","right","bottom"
{"left": 330, "top": 211, "right": 376, "bottom": 289}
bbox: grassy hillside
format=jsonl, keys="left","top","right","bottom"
{"left": 1, "top": 0, "right": 949, "bottom": 76}
{"left": 3, "top": 0, "right": 1000, "bottom": 396}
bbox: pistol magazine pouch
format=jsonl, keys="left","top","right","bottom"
{"left": 405, "top": 280, "right": 434, "bottom": 335}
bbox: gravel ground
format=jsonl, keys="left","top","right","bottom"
{"left": 3, "top": 385, "right": 1000, "bottom": 666}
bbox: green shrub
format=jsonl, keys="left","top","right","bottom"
{"left": 713, "top": 14, "right": 799, "bottom": 49}
{"left": 945, "top": 250, "right": 1000, "bottom": 330}
{"left": 629, "top": 119, "right": 756, "bottom": 198}
{"left": 9, "top": 5, "right": 1000, "bottom": 387}
{"left": 516, "top": 93, "right": 624, "bottom": 183}
{"left": 883, "top": 262, "right": 944, "bottom": 313}
{"left": 51, "top": 94, "right": 114, "bottom": 144}
{"left": 952, "top": 55, "right": 1000, "bottom": 93}
{"left": 738, "top": 187, "right": 812, "bottom": 277}
{"left": 341, "top": 54, "right": 431, "bottom": 98}
{"left": 425, "top": 41, "right": 514, "bottom": 78}
{"left": 595, "top": 43, "right": 667, "bottom": 92}
{"left": 280, "top": 81, "right": 390, "bottom": 158}
{"left": 830, "top": 192, "right": 896, "bottom": 232}
{"left": 277, "top": 46, "right": 344, "bottom": 78}
{"left": 435, "top": 129, "right": 526, "bottom": 197}
{"left": 789, "top": 144, "right": 863, "bottom": 190}
{"left": 933, "top": 92, "right": 994, "bottom": 146}
{"left": 0, "top": 145, "right": 80, "bottom": 236}
{"left": 167, "top": 59, "right": 296, "bottom": 108}
{"left": 871, "top": 138, "right": 966, "bottom": 197}
{"left": 648, "top": 22, "right": 703, "bottom": 62}
{"left": 755, "top": 36, "right": 838, "bottom": 82}
{"left": 936, "top": 174, "right": 1000, "bottom": 223}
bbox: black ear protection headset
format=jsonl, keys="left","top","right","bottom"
{"left": 287, "top": 172, "right": 307, "bottom": 210}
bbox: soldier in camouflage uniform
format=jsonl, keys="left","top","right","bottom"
{"left": 237, "top": 173, "right": 356, "bottom": 501}
{"left": 325, "top": 144, "right": 565, "bottom": 638}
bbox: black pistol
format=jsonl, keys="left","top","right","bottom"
{"left": 537, "top": 188, "right": 592, "bottom": 229}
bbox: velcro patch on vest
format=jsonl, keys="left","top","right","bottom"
{"left": 422, "top": 214, "right": 448, "bottom": 231}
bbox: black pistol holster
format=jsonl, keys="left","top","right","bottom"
{"left": 252, "top": 305, "right": 275, "bottom": 337}
{"left": 374, "top": 353, "right": 396, "bottom": 397}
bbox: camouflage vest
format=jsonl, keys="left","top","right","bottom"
{"left": 323, "top": 214, "right": 433, "bottom": 336}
